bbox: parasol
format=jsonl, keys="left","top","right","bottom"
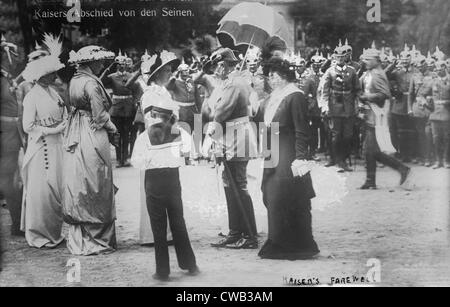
{"left": 217, "top": 2, "right": 294, "bottom": 52}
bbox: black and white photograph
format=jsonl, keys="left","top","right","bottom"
{"left": 0, "top": 0, "right": 449, "bottom": 291}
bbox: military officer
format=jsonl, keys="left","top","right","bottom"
{"left": 423, "top": 61, "right": 450, "bottom": 169}
{"left": 0, "top": 35, "right": 23, "bottom": 236}
{"left": 322, "top": 41, "right": 361, "bottom": 172}
{"left": 101, "top": 51, "right": 136, "bottom": 167}
{"left": 408, "top": 54, "right": 434, "bottom": 166}
{"left": 387, "top": 44, "right": 415, "bottom": 162}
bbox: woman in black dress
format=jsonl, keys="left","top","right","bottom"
{"left": 255, "top": 56, "right": 320, "bottom": 260}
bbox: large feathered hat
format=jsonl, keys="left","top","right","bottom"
{"left": 22, "top": 33, "right": 65, "bottom": 82}
{"left": 27, "top": 41, "right": 50, "bottom": 63}
{"left": 144, "top": 50, "right": 180, "bottom": 81}
{"left": 68, "top": 45, "right": 115, "bottom": 65}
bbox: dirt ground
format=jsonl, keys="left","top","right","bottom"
{"left": 1, "top": 157, "right": 449, "bottom": 287}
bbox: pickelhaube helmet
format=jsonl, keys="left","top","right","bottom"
{"left": 425, "top": 51, "right": 435, "bottom": 68}
{"left": 115, "top": 49, "right": 128, "bottom": 65}
{"left": 333, "top": 39, "right": 346, "bottom": 57}
{"left": 311, "top": 50, "right": 325, "bottom": 65}
{"left": 433, "top": 46, "right": 445, "bottom": 61}
{"left": 141, "top": 49, "right": 151, "bottom": 63}
{"left": 342, "top": 38, "right": 352, "bottom": 55}
{"left": 399, "top": 43, "right": 412, "bottom": 61}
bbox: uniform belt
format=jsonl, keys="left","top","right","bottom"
{"left": 176, "top": 101, "right": 196, "bottom": 107}
{"left": 112, "top": 95, "right": 132, "bottom": 100}
{"left": 435, "top": 99, "right": 450, "bottom": 105}
{"left": 0, "top": 115, "right": 19, "bottom": 122}
{"left": 332, "top": 90, "right": 351, "bottom": 95}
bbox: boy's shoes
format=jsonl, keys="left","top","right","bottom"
{"left": 211, "top": 232, "right": 241, "bottom": 247}
{"left": 187, "top": 266, "right": 201, "bottom": 276}
{"left": 225, "top": 236, "right": 258, "bottom": 249}
{"left": 152, "top": 273, "right": 170, "bottom": 282}
{"left": 359, "top": 182, "right": 377, "bottom": 190}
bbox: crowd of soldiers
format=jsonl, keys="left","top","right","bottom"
{"left": 57, "top": 38, "right": 450, "bottom": 173}
{"left": 1, "top": 33, "right": 450, "bottom": 237}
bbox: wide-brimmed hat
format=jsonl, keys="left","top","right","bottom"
{"left": 144, "top": 50, "right": 180, "bottom": 81}
{"left": 203, "top": 47, "right": 240, "bottom": 74}
{"left": 22, "top": 33, "right": 65, "bottom": 82}
{"left": 68, "top": 45, "right": 115, "bottom": 65}
{"left": 27, "top": 42, "right": 50, "bottom": 62}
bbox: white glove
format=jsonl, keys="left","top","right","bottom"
{"left": 291, "top": 160, "right": 313, "bottom": 177}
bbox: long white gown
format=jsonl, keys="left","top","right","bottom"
{"left": 21, "top": 84, "right": 66, "bottom": 248}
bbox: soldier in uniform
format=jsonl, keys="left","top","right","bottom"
{"left": 300, "top": 52, "right": 325, "bottom": 160}
{"left": 359, "top": 48, "right": 411, "bottom": 190}
{"left": 388, "top": 45, "right": 415, "bottom": 162}
{"left": 101, "top": 51, "right": 136, "bottom": 167}
{"left": 0, "top": 35, "right": 23, "bottom": 236}
{"left": 167, "top": 61, "right": 202, "bottom": 132}
{"left": 343, "top": 39, "right": 362, "bottom": 75}
{"left": 423, "top": 61, "right": 450, "bottom": 169}
{"left": 321, "top": 41, "right": 361, "bottom": 172}
{"left": 204, "top": 48, "right": 259, "bottom": 249}
{"left": 408, "top": 55, "right": 434, "bottom": 166}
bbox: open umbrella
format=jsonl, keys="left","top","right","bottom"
{"left": 217, "top": 2, "right": 294, "bottom": 52}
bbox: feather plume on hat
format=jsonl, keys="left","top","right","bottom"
{"left": 22, "top": 33, "right": 64, "bottom": 82}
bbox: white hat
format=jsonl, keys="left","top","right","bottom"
{"left": 146, "top": 87, "right": 179, "bottom": 118}
{"left": 68, "top": 45, "right": 115, "bottom": 65}
{"left": 22, "top": 33, "right": 64, "bottom": 82}
{"left": 144, "top": 50, "right": 180, "bottom": 81}
{"left": 27, "top": 41, "right": 50, "bottom": 62}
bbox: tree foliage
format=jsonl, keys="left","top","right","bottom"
{"left": 290, "top": 0, "right": 406, "bottom": 56}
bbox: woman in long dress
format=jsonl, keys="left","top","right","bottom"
{"left": 255, "top": 56, "right": 320, "bottom": 260}
{"left": 21, "top": 34, "right": 67, "bottom": 248}
{"left": 63, "top": 46, "right": 118, "bottom": 255}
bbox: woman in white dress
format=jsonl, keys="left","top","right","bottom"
{"left": 21, "top": 34, "right": 67, "bottom": 248}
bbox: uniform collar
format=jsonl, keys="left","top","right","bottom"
{"left": 335, "top": 64, "right": 347, "bottom": 71}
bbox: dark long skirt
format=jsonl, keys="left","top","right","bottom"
{"left": 259, "top": 175, "right": 319, "bottom": 260}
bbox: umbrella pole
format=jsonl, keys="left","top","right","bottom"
{"left": 239, "top": 32, "right": 256, "bottom": 72}
{"left": 212, "top": 139, "right": 255, "bottom": 238}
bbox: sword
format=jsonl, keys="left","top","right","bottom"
{"left": 211, "top": 138, "right": 255, "bottom": 238}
